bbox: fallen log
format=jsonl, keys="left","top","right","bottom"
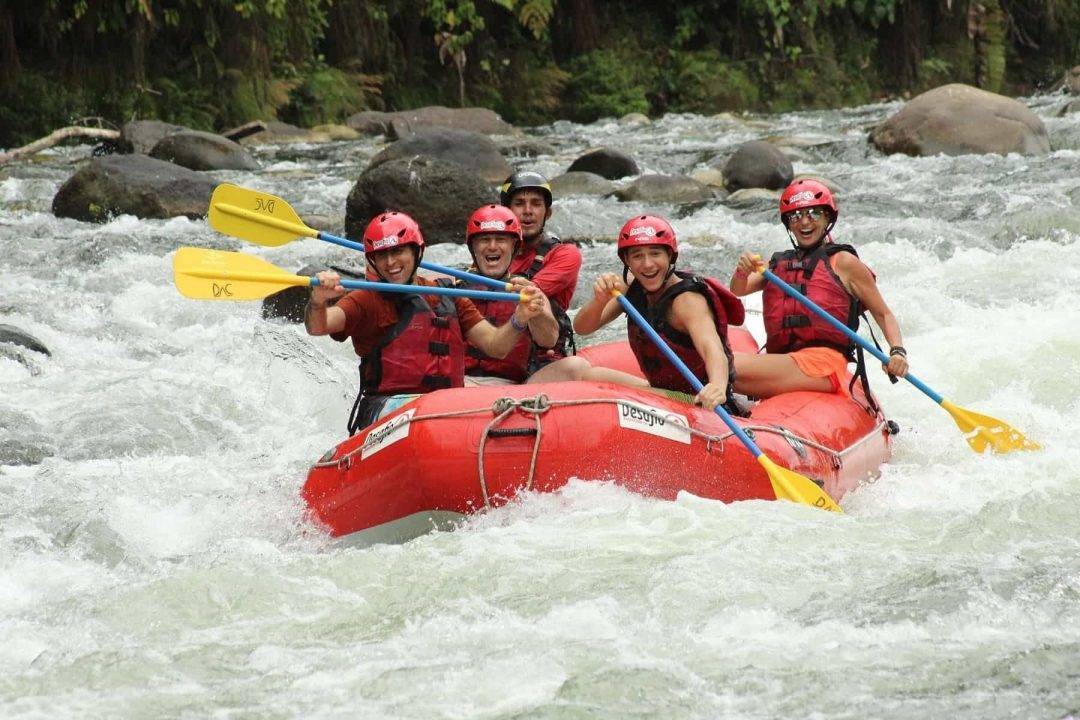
{"left": 0, "top": 126, "right": 121, "bottom": 165}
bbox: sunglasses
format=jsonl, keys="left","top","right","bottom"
{"left": 784, "top": 207, "right": 827, "bottom": 223}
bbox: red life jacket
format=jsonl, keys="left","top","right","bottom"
{"left": 360, "top": 293, "right": 466, "bottom": 394}
{"left": 626, "top": 271, "right": 744, "bottom": 396}
{"left": 509, "top": 232, "right": 577, "bottom": 366}
{"left": 463, "top": 286, "right": 532, "bottom": 383}
{"left": 763, "top": 243, "right": 863, "bottom": 356}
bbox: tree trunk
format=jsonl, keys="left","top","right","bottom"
{"left": 0, "top": 4, "right": 19, "bottom": 89}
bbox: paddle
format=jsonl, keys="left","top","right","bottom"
{"left": 612, "top": 291, "right": 842, "bottom": 512}
{"left": 207, "top": 183, "right": 513, "bottom": 291}
{"left": 172, "top": 247, "right": 523, "bottom": 303}
{"left": 758, "top": 266, "right": 1039, "bottom": 454}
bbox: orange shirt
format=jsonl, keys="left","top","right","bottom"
{"left": 330, "top": 276, "right": 485, "bottom": 357}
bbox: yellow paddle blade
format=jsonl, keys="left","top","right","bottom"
{"left": 940, "top": 399, "right": 1040, "bottom": 454}
{"left": 172, "top": 247, "right": 309, "bottom": 301}
{"left": 757, "top": 455, "right": 842, "bottom": 512}
{"left": 208, "top": 183, "right": 317, "bottom": 247}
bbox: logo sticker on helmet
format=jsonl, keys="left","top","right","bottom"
{"left": 789, "top": 190, "right": 816, "bottom": 203}
{"left": 371, "top": 236, "right": 400, "bottom": 250}
{"left": 479, "top": 220, "right": 507, "bottom": 231}
{"left": 629, "top": 226, "right": 657, "bottom": 238}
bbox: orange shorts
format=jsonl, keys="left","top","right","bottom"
{"left": 790, "top": 347, "right": 850, "bottom": 396}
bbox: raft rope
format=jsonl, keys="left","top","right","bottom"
{"left": 313, "top": 393, "right": 887, "bottom": 508}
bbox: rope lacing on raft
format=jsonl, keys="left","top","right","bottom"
{"left": 312, "top": 393, "right": 887, "bottom": 507}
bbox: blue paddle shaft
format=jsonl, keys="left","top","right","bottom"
{"left": 315, "top": 231, "right": 509, "bottom": 291}
{"left": 310, "top": 276, "right": 520, "bottom": 303}
{"left": 761, "top": 268, "right": 943, "bottom": 404}
{"left": 614, "top": 294, "right": 765, "bottom": 459}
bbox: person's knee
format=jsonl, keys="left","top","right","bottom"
{"left": 528, "top": 356, "right": 591, "bottom": 383}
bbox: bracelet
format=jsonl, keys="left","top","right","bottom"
{"left": 510, "top": 314, "right": 528, "bottom": 332}
{"left": 889, "top": 345, "right": 907, "bottom": 358}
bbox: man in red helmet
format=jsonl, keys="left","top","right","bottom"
{"left": 456, "top": 204, "right": 561, "bottom": 386}
{"left": 304, "top": 210, "right": 558, "bottom": 432}
{"left": 730, "top": 178, "right": 908, "bottom": 403}
{"left": 500, "top": 171, "right": 581, "bottom": 371}
{"left": 573, "top": 215, "right": 744, "bottom": 412}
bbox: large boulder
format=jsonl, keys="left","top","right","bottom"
{"left": 346, "top": 111, "right": 394, "bottom": 136}
{"left": 720, "top": 140, "right": 793, "bottom": 192}
{"left": 615, "top": 174, "right": 713, "bottom": 204}
{"left": 346, "top": 157, "right": 496, "bottom": 245}
{"left": 869, "top": 84, "right": 1050, "bottom": 157}
{"left": 118, "top": 120, "right": 187, "bottom": 155}
{"left": 367, "top": 128, "right": 510, "bottom": 184}
{"left": 346, "top": 106, "right": 516, "bottom": 136}
{"left": 549, "top": 171, "right": 616, "bottom": 197}
{"left": 150, "top": 130, "right": 259, "bottom": 171}
{"left": 52, "top": 154, "right": 216, "bottom": 222}
{"left": 567, "top": 148, "right": 640, "bottom": 180}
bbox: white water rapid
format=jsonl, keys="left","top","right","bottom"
{"left": 2, "top": 97, "right": 1079, "bottom": 718}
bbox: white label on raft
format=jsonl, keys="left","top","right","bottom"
{"left": 616, "top": 401, "right": 691, "bottom": 444}
{"left": 361, "top": 408, "right": 416, "bottom": 460}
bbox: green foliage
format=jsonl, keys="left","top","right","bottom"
{"left": 667, "top": 51, "right": 760, "bottom": 113}
{"left": 0, "top": 71, "right": 91, "bottom": 148}
{"left": 279, "top": 65, "right": 380, "bottom": 126}
{"left": 566, "top": 50, "right": 652, "bottom": 122}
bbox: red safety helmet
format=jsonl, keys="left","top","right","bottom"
{"left": 779, "top": 179, "right": 838, "bottom": 226}
{"left": 617, "top": 215, "right": 678, "bottom": 261}
{"left": 362, "top": 211, "right": 425, "bottom": 255}
{"left": 465, "top": 204, "right": 523, "bottom": 251}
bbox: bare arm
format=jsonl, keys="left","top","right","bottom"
{"left": 834, "top": 253, "right": 909, "bottom": 376}
{"left": 508, "top": 277, "right": 559, "bottom": 348}
{"left": 573, "top": 273, "right": 626, "bottom": 335}
{"left": 670, "top": 293, "right": 730, "bottom": 409}
{"left": 305, "top": 271, "right": 348, "bottom": 336}
{"left": 729, "top": 251, "right": 766, "bottom": 296}
{"left": 466, "top": 286, "right": 547, "bottom": 358}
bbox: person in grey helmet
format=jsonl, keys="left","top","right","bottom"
{"left": 500, "top": 171, "right": 582, "bottom": 373}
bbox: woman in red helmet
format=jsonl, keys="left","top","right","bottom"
{"left": 574, "top": 215, "right": 745, "bottom": 412}
{"left": 304, "top": 210, "right": 557, "bottom": 432}
{"left": 730, "top": 178, "right": 908, "bottom": 401}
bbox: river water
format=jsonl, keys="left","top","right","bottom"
{"left": 2, "top": 97, "right": 1079, "bottom": 719}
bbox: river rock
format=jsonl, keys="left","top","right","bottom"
{"left": 615, "top": 174, "right": 713, "bottom": 204}
{"left": 723, "top": 188, "right": 780, "bottom": 209}
{"left": 118, "top": 120, "right": 187, "bottom": 155}
{"left": 347, "top": 106, "right": 516, "bottom": 137}
{"left": 240, "top": 121, "right": 329, "bottom": 145}
{"left": 549, "top": 171, "right": 616, "bottom": 197}
{"left": 150, "top": 130, "right": 259, "bottom": 171}
{"left": 52, "top": 155, "right": 216, "bottom": 222}
{"left": 869, "top": 84, "right": 1050, "bottom": 157}
{"left": 311, "top": 124, "right": 360, "bottom": 141}
{"left": 619, "top": 113, "right": 651, "bottom": 126}
{"left": 1060, "top": 99, "right": 1080, "bottom": 116}
{"left": 791, "top": 173, "right": 843, "bottom": 193}
{"left": 720, "top": 140, "right": 793, "bottom": 192}
{"left": 1055, "top": 66, "right": 1080, "bottom": 95}
{"left": 498, "top": 137, "right": 558, "bottom": 158}
{"left": 346, "top": 157, "right": 496, "bottom": 245}
{"left": 367, "top": 128, "right": 510, "bottom": 184}
{"left": 567, "top": 148, "right": 640, "bottom": 180}
{"left": 689, "top": 168, "right": 725, "bottom": 188}
{"left": 346, "top": 111, "right": 393, "bottom": 136}
{"left": 0, "top": 325, "right": 50, "bottom": 356}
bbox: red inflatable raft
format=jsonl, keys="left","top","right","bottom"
{"left": 302, "top": 328, "right": 894, "bottom": 545}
